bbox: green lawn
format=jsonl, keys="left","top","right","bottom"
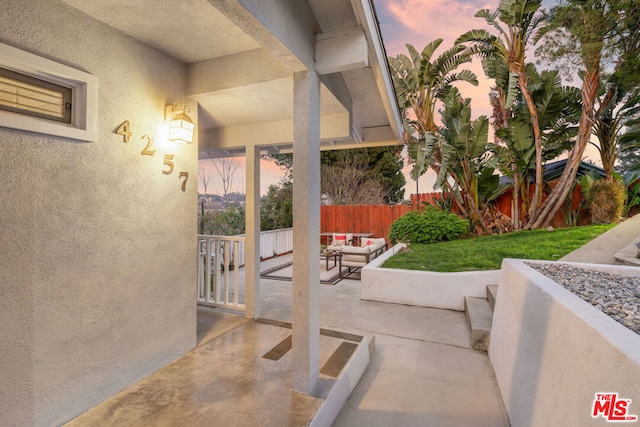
{"left": 382, "top": 224, "right": 615, "bottom": 272}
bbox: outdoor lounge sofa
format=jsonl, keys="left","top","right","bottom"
{"left": 339, "top": 237, "right": 388, "bottom": 278}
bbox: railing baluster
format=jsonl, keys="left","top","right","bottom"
{"left": 223, "top": 241, "right": 229, "bottom": 305}
{"left": 197, "top": 228, "right": 293, "bottom": 312}
{"left": 233, "top": 241, "right": 240, "bottom": 306}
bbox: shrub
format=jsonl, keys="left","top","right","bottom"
{"left": 588, "top": 179, "right": 625, "bottom": 224}
{"left": 388, "top": 207, "right": 469, "bottom": 244}
{"left": 200, "top": 205, "right": 246, "bottom": 235}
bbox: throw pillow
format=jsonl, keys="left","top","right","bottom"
{"left": 332, "top": 234, "right": 347, "bottom": 246}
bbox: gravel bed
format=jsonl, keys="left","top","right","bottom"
{"left": 526, "top": 263, "right": 640, "bottom": 335}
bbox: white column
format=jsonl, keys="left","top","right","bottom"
{"left": 244, "top": 145, "right": 261, "bottom": 319}
{"left": 292, "top": 70, "right": 321, "bottom": 395}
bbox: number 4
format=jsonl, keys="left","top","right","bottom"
{"left": 116, "top": 121, "right": 132, "bottom": 142}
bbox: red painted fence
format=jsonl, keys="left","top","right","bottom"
{"left": 321, "top": 204, "right": 413, "bottom": 243}
{"left": 321, "top": 185, "right": 593, "bottom": 241}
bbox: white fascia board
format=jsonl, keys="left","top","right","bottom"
{"left": 349, "top": 0, "right": 402, "bottom": 143}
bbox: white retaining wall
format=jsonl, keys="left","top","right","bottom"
{"left": 360, "top": 244, "right": 500, "bottom": 311}
{"left": 490, "top": 259, "right": 640, "bottom": 426}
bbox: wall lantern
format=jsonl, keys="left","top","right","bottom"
{"left": 165, "top": 103, "right": 195, "bottom": 144}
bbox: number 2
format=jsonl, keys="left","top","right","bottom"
{"left": 140, "top": 135, "right": 156, "bottom": 156}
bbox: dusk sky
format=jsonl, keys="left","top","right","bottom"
{"left": 198, "top": 0, "right": 581, "bottom": 197}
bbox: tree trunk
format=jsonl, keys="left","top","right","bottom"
{"left": 530, "top": 66, "right": 601, "bottom": 229}
{"left": 430, "top": 163, "right": 466, "bottom": 214}
{"left": 512, "top": 161, "right": 520, "bottom": 229}
{"left": 595, "top": 85, "right": 618, "bottom": 178}
{"left": 518, "top": 71, "right": 544, "bottom": 228}
{"left": 466, "top": 192, "right": 493, "bottom": 235}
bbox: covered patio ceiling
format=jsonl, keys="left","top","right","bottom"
{"left": 61, "top": 0, "right": 402, "bottom": 158}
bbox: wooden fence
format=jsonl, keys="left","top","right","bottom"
{"left": 320, "top": 185, "right": 594, "bottom": 240}
{"left": 320, "top": 193, "right": 443, "bottom": 242}
{"left": 321, "top": 204, "right": 414, "bottom": 243}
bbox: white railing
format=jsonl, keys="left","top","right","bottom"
{"left": 197, "top": 235, "right": 245, "bottom": 311}
{"left": 196, "top": 228, "right": 293, "bottom": 311}
{"left": 259, "top": 227, "right": 293, "bottom": 260}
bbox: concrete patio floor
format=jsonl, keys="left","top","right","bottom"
{"left": 259, "top": 273, "right": 509, "bottom": 427}
{"left": 64, "top": 215, "right": 640, "bottom": 426}
{"left": 66, "top": 257, "right": 509, "bottom": 426}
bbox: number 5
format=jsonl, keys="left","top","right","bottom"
{"left": 163, "top": 154, "right": 174, "bottom": 175}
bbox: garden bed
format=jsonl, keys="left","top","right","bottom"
{"left": 360, "top": 244, "right": 499, "bottom": 311}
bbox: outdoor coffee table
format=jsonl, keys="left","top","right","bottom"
{"left": 320, "top": 251, "right": 340, "bottom": 271}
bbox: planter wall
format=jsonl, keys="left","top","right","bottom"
{"left": 361, "top": 245, "right": 500, "bottom": 311}
{"left": 490, "top": 259, "right": 640, "bottom": 426}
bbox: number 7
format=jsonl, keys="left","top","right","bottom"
{"left": 179, "top": 172, "right": 189, "bottom": 191}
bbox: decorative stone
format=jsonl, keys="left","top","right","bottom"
{"left": 526, "top": 263, "right": 640, "bottom": 335}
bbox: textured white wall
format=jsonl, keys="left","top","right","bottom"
{"left": 0, "top": 1, "right": 197, "bottom": 426}
{"left": 361, "top": 248, "right": 499, "bottom": 311}
{"left": 490, "top": 260, "right": 640, "bottom": 427}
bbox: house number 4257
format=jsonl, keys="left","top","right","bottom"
{"left": 116, "top": 121, "right": 189, "bottom": 191}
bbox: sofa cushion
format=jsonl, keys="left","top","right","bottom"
{"left": 341, "top": 246, "right": 372, "bottom": 263}
{"left": 360, "top": 237, "right": 386, "bottom": 249}
{"left": 342, "top": 246, "right": 372, "bottom": 254}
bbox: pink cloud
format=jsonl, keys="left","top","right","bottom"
{"left": 383, "top": 0, "right": 492, "bottom": 51}
{"left": 380, "top": 0, "right": 495, "bottom": 119}
{"left": 377, "top": 0, "right": 499, "bottom": 192}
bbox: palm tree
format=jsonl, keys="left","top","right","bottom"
{"left": 388, "top": 39, "right": 478, "bottom": 184}
{"left": 456, "top": 0, "right": 547, "bottom": 226}
{"left": 592, "top": 83, "right": 640, "bottom": 178}
{"left": 530, "top": 0, "right": 620, "bottom": 228}
{"left": 437, "top": 88, "right": 494, "bottom": 234}
{"left": 491, "top": 67, "right": 580, "bottom": 227}
{"left": 618, "top": 123, "right": 640, "bottom": 176}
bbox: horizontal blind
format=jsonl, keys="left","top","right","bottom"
{"left": 0, "top": 67, "right": 72, "bottom": 123}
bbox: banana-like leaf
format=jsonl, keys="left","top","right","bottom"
{"left": 624, "top": 169, "right": 640, "bottom": 186}
{"left": 505, "top": 70, "right": 519, "bottom": 107}
{"left": 509, "top": 119, "right": 534, "bottom": 152}
{"left": 475, "top": 9, "right": 504, "bottom": 35}
{"left": 455, "top": 29, "right": 495, "bottom": 45}
{"left": 435, "top": 142, "right": 456, "bottom": 190}
{"left": 406, "top": 44, "right": 421, "bottom": 67}
{"left": 521, "top": 145, "right": 536, "bottom": 165}
{"left": 469, "top": 116, "right": 490, "bottom": 158}
{"left": 412, "top": 131, "right": 437, "bottom": 178}
{"left": 444, "top": 69, "right": 479, "bottom": 87}
{"left": 421, "top": 39, "right": 444, "bottom": 64}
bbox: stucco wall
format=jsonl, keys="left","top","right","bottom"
{"left": 361, "top": 246, "right": 500, "bottom": 311}
{"left": 490, "top": 260, "right": 640, "bottom": 426}
{"left": 0, "top": 1, "right": 197, "bottom": 426}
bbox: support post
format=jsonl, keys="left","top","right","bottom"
{"left": 292, "top": 70, "right": 321, "bottom": 395}
{"left": 244, "top": 145, "right": 261, "bottom": 318}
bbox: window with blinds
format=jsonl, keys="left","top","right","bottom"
{"left": 0, "top": 67, "right": 72, "bottom": 124}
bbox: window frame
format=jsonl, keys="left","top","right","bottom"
{"left": 0, "top": 42, "right": 97, "bottom": 142}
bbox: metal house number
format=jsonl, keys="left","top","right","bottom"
{"left": 116, "top": 121, "right": 189, "bottom": 191}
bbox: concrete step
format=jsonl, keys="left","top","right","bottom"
{"left": 465, "top": 296, "right": 493, "bottom": 352}
{"left": 487, "top": 285, "right": 498, "bottom": 311}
